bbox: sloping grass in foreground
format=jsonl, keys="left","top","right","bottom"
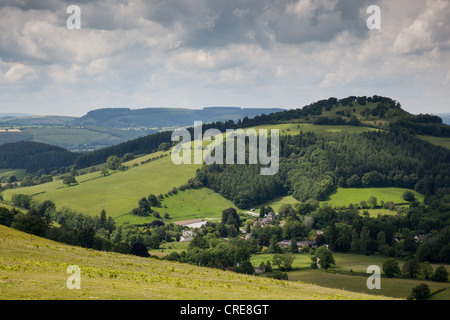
{"left": 0, "top": 225, "right": 394, "bottom": 300}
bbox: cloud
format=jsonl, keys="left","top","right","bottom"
{"left": 0, "top": 0, "right": 449, "bottom": 115}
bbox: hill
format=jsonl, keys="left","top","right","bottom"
{"left": 0, "top": 225, "right": 392, "bottom": 300}
{"left": 0, "top": 107, "right": 284, "bottom": 152}
{"left": 72, "top": 106, "right": 285, "bottom": 129}
{"left": 0, "top": 141, "right": 78, "bottom": 173}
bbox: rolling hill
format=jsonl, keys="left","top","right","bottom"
{"left": 0, "top": 224, "right": 394, "bottom": 300}
{"left": 0, "top": 107, "right": 284, "bottom": 151}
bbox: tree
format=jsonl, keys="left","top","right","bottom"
{"left": 359, "top": 226, "right": 371, "bottom": 254}
{"left": 148, "top": 194, "right": 160, "bottom": 207}
{"left": 408, "top": 284, "right": 430, "bottom": 300}
{"left": 376, "top": 231, "right": 388, "bottom": 254}
{"left": 138, "top": 197, "right": 151, "bottom": 213}
{"left": 402, "top": 190, "right": 415, "bottom": 202}
{"left": 350, "top": 228, "right": 360, "bottom": 253}
{"left": 222, "top": 207, "right": 240, "bottom": 229}
{"left": 106, "top": 155, "right": 122, "bottom": 170}
{"left": 11, "top": 210, "right": 47, "bottom": 236}
{"left": 420, "top": 262, "right": 433, "bottom": 280}
{"left": 290, "top": 238, "right": 299, "bottom": 253}
{"left": 368, "top": 195, "right": 377, "bottom": 209}
{"left": 402, "top": 258, "right": 421, "bottom": 278}
{"left": 272, "top": 253, "right": 295, "bottom": 271}
{"left": 100, "top": 168, "right": 109, "bottom": 176}
{"left": 431, "top": 266, "right": 449, "bottom": 282}
{"left": 63, "top": 175, "right": 78, "bottom": 186}
{"left": 265, "top": 260, "right": 273, "bottom": 272}
{"left": 268, "top": 235, "right": 282, "bottom": 253}
{"left": 130, "top": 242, "right": 150, "bottom": 257}
{"left": 0, "top": 207, "right": 16, "bottom": 227}
{"left": 382, "top": 258, "right": 400, "bottom": 277}
{"left": 122, "top": 153, "right": 134, "bottom": 162}
{"left": 313, "top": 246, "right": 335, "bottom": 270}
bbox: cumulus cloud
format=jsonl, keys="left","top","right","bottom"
{"left": 0, "top": 0, "right": 449, "bottom": 115}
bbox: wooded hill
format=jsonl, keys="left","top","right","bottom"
{"left": 0, "top": 95, "right": 449, "bottom": 177}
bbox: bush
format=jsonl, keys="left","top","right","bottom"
{"left": 407, "top": 283, "right": 430, "bottom": 300}
{"left": 402, "top": 190, "right": 415, "bottom": 202}
{"left": 130, "top": 242, "right": 150, "bottom": 257}
{"left": 382, "top": 258, "right": 400, "bottom": 277}
{"left": 431, "top": 266, "right": 449, "bottom": 282}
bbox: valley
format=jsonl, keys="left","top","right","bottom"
{"left": 1, "top": 95, "right": 449, "bottom": 301}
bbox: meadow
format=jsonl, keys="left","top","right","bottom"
{"left": 114, "top": 187, "right": 237, "bottom": 225}
{"left": 0, "top": 168, "right": 27, "bottom": 181}
{"left": 251, "top": 252, "right": 450, "bottom": 299}
{"left": 0, "top": 225, "right": 392, "bottom": 300}
{"left": 322, "top": 187, "right": 424, "bottom": 208}
{"left": 2, "top": 151, "right": 201, "bottom": 219}
{"left": 417, "top": 135, "right": 450, "bottom": 150}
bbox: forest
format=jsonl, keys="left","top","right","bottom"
{"left": 197, "top": 129, "right": 450, "bottom": 209}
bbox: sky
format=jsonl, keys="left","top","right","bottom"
{"left": 0, "top": 0, "right": 449, "bottom": 117}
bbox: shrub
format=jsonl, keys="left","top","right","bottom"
{"left": 431, "top": 266, "right": 449, "bottom": 282}
{"left": 407, "top": 283, "right": 430, "bottom": 300}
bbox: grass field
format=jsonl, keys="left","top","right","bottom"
{"left": 0, "top": 225, "right": 392, "bottom": 300}
{"left": 417, "top": 135, "right": 450, "bottom": 150}
{"left": 2, "top": 151, "right": 202, "bottom": 219}
{"left": 0, "top": 168, "right": 27, "bottom": 181}
{"left": 249, "top": 123, "right": 377, "bottom": 136}
{"left": 114, "top": 187, "right": 237, "bottom": 225}
{"left": 251, "top": 252, "right": 450, "bottom": 299}
{"left": 322, "top": 187, "right": 424, "bottom": 208}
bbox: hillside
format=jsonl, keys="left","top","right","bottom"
{"left": 0, "top": 225, "right": 392, "bottom": 300}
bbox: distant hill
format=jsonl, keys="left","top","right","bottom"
{"left": 0, "top": 115, "right": 76, "bottom": 126}
{"left": 0, "top": 107, "right": 284, "bottom": 151}
{"left": 72, "top": 106, "right": 285, "bottom": 129}
{"left": 0, "top": 113, "right": 35, "bottom": 118}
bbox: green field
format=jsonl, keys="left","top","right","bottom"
{"left": 417, "top": 135, "right": 450, "bottom": 150}
{"left": 2, "top": 151, "right": 202, "bottom": 219}
{"left": 0, "top": 225, "right": 392, "bottom": 300}
{"left": 114, "top": 187, "right": 237, "bottom": 225}
{"left": 251, "top": 252, "right": 450, "bottom": 299}
{"left": 322, "top": 187, "right": 424, "bottom": 208}
{"left": 0, "top": 168, "right": 27, "bottom": 181}
{"left": 249, "top": 123, "right": 377, "bottom": 136}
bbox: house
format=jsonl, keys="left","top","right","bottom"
{"left": 254, "top": 266, "right": 265, "bottom": 274}
{"left": 253, "top": 211, "right": 277, "bottom": 227}
{"left": 180, "top": 230, "right": 195, "bottom": 242}
{"left": 277, "top": 239, "right": 317, "bottom": 250}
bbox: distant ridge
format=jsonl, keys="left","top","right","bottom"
{"left": 73, "top": 106, "right": 285, "bottom": 129}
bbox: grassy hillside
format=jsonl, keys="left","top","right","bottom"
{"left": 323, "top": 187, "right": 424, "bottom": 208}
{"left": 114, "top": 187, "right": 238, "bottom": 225}
{"left": 417, "top": 135, "right": 450, "bottom": 150}
{"left": 0, "top": 225, "right": 392, "bottom": 300}
{"left": 2, "top": 151, "right": 201, "bottom": 219}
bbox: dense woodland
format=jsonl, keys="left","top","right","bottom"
{"left": 197, "top": 129, "right": 450, "bottom": 209}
